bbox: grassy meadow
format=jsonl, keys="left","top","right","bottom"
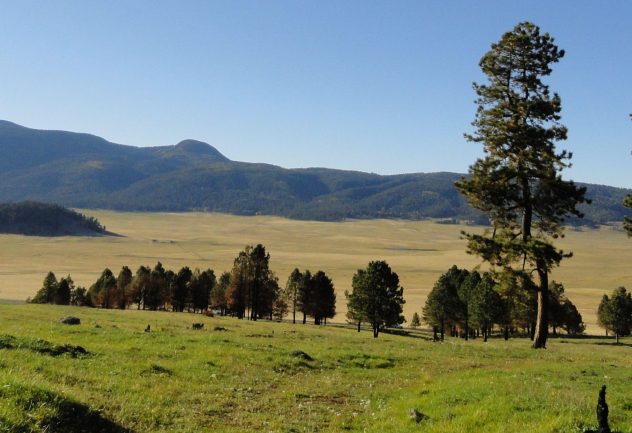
{"left": 1, "top": 211, "right": 632, "bottom": 333}
{"left": 0, "top": 304, "right": 631, "bottom": 433}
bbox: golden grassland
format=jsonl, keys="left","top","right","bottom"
{"left": 1, "top": 210, "right": 631, "bottom": 333}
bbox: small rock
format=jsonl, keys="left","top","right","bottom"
{"left": 291, "top": 350, "right": 314, "bottom": 361}
{"left": 408, "top": 408, "right": 427, "bottom": 423}
{"left": 60, "top": 316, "right": 80, "bottom": 325}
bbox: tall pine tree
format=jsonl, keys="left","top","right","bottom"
{"left": 455, "top": 22, "right": 588, "bottom": 348}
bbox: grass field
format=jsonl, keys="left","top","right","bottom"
{"left": 1, "top": 211, "right": 632, "bottom": 333}
{"left": 0, "top": 304, "right": 631, "bottom": 433}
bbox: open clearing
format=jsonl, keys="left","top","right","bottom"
{"left": 0, "top": 304, "right": 631, "bottom": 433}
{"left": 1, "top": 211, "right": 632, "bottom": 333}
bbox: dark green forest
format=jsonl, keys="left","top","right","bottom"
{"left": 0, "top": 201, "right": 108, "bottom": 236}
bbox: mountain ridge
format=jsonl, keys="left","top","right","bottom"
{"left": 0, "top": 120, "right": 629, "bottom": 225}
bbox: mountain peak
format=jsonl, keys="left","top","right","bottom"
{"left": 174, "top": 139, "right": 229, "bottom": 161}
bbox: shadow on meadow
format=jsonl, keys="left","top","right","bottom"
{"left": 0, "top": 384, "right": 133, "bottom": 433}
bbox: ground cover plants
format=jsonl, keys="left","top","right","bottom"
{"left": 0, "top": 303, "right": 631, "bottom": 432}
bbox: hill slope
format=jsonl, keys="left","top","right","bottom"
{"left": 0, "top": 120, "right": 629, "bottom": 225}
{"left": 0, "top": 304, "right": 630, "bottom": 433}
{"left": 0, "top": 201, "right": 110, "bottom": 236}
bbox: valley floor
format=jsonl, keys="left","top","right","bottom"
{"left": 1, "top": 211, "right": 632, "bottom": 333}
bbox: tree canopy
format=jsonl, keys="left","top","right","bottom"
{"left": 346, "top": 261, "right": 405, "bottom": 338}
{"left": 598, "top": 287, "right": 632, "bottom": 344}
{"left": 455, "top": 21, "right": 588, "bottom": 348}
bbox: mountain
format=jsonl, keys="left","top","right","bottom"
{"left": 0, "top": 120, "right": 629, "bottom": 226}
{"left": 0, "top": 201, "right": 111, "bottom": 236}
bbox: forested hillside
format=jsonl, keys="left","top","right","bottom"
{"left": 0, "top": 202, "right": 109, "bottom": 236}
{"left": 0, "top": 120, "right": 628, "bottom": 225}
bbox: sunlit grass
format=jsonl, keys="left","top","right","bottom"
{"left": 0, "top": 304, "right": 631, "bottom": 432}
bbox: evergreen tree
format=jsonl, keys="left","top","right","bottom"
{"left": 190, "top": 269, "right": 215, "bottom": 313}
{"left": 248, "top": 244, "right": 271, "bottom": 320}
{"left": 131, "top": 265, "right": 151, "bottom": 310}
{"left": 548, "top": 282, "right": 566, "bottom": 336}
{"left": 548, "top": 281, "right": 585, "bottom": 336}
{"left": 54, "top": 277, "right": 72, "bottom": 305}
{"left": 345, "top": 284, "right": 366, "bottom": 332}
{"left": 311, "top": 271, "right": 336, "bottom": 325}
{"left": 284, "top": 268, "right": 303, "bottom": 324}
{"left": 422, "top": 266, "right": 464, "bottom": 341}
{"left": 31, "top": 271, "right": 58, "bottom": 304}
{"left": 88, "top": 268, "right": 117, "bottom": 308}
{"left": 347, "top": 261, "right": 405, "bottom": 338}
{"left": 297, "top": 270, "right": 314, "bottom": 324}
{"left": 227, "top": 250, "right": 250, "bottom": 319}
{"left": 469, "top": 273, "right": 505, "bottom": 342}
{"left": 148, "top": 262, "right": 170, "bottom": 310}
{"left": 597, "top": 287, "right": 632, "bottom": 344}
{"left": 226, "top": 245, "right": 277, "bottom": 320}
{"left": 457, "top": 270, "right": 480, "bottom": 340}
{"left": 410, "top": 312, "right": 421, "bottom": 329}
{"left": 172, "top": 266, "right": 193, "bottom": 312}
{"left": 561, "top": 301, "right": 585, "bottom": 336}
{"left": 70, "top": 286, "right": 88, "bottom": 306}
{"left": 211, "top": 271, "right": 230, "bottom": 315}
{"left": 272, "top": 291, "right": 289, "bottom": 321}
{"left": 115, "top": 266, "right": 133, "bottom": 309}
{"left": 455, "top": 22, "right": 588, "bottom": 348}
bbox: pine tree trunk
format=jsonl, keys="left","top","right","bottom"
{"left": 357, "top": 321, "right": 361, "bottom": 332}
{"left": 303, "top": 312, "right": 306, "bottom": 324}
{"left": 532, "top": 266, "right": 549, "bottom": 349}
{"left": 464, "top": 318, "right": 469, "bottom": 341}
{"left": 616, "top": 333, "right": 619, "bottom": 344}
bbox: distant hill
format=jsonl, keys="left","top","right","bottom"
{"left": 0, "top": 120, "right": 629, "bottom": 226}
{"left": 0, "top": 202, "right": 110, "bottom": 236}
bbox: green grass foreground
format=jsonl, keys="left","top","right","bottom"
{"left": 0, "top": 304, "right": 631, "bottom": 433}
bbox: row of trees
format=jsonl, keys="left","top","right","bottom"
{"left": 30, "top": 244, "right": 337, "bottom": 325}
{"left": 421, "top": 266, "right": 585, "bottom": 342}
{"left": 29, "top": 254, "right": 408, "bottom": 338}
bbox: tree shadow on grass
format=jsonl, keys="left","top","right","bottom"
{"left": 590, "top": 341, "right": 632, "bottom": 348}
{"left": 0, "top": 384, "right": 133, "bottom": 433}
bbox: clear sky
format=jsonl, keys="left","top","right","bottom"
{"left": 0, "top": 1, "right": 630, "bottom": 187}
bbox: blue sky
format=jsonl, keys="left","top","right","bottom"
{"left": 0, "top": 1, "right": 630, "bottom": 187}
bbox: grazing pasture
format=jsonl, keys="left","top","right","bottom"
{"left": 0, "top": 304, "right": 631, "bottom": 433}
{"left": 1, "top": 211, "right": 632, "bottom": 333}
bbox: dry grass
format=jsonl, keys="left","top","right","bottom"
{"left": 1, "top": 210, "right": 631, "bottom": 333}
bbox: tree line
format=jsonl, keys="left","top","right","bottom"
{"left": 420, "top": 265, "right": 585, "bottom": 342}
{"left": 30, "top": 244, "right": 335, "bottom": 324}
{"left": 29, "top": 246, "right": 411, "bottom": 338}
